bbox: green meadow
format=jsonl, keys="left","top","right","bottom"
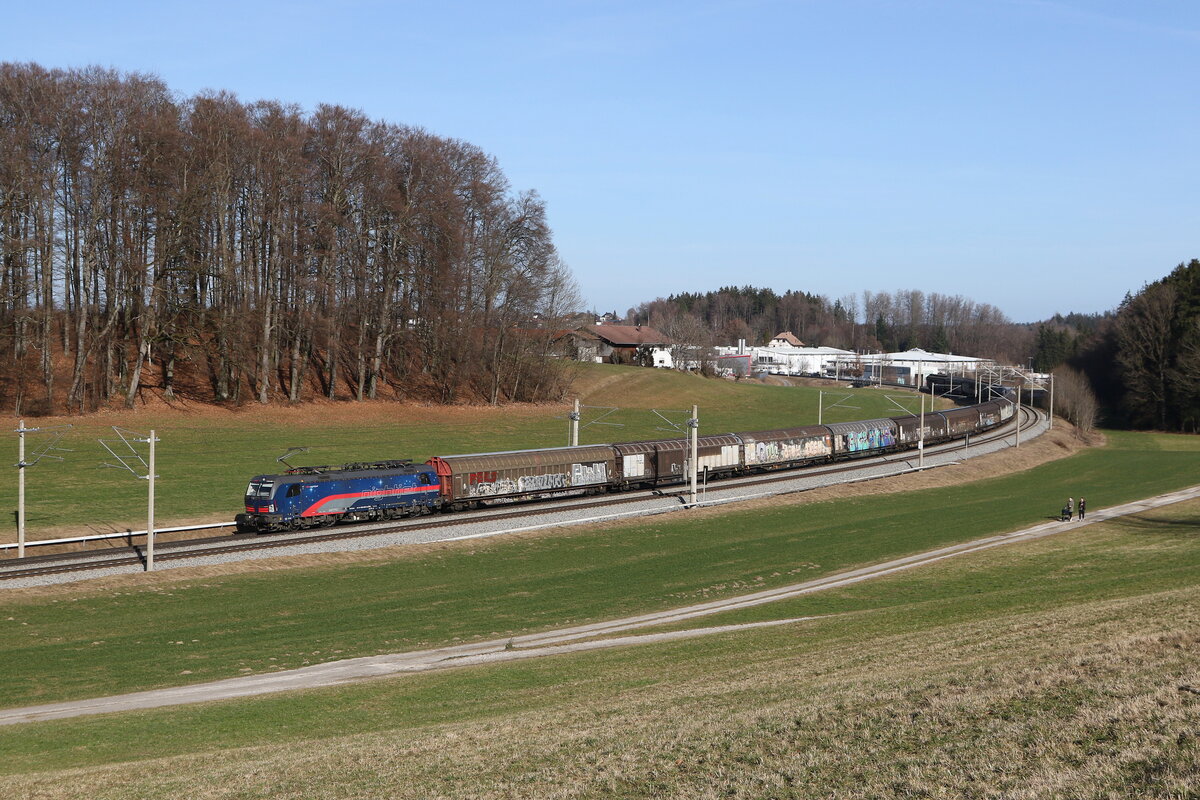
{"left": 1, "top": 368, "right": 1195, "bottom": 797}
{"left": 0, "top": 458, "right": 1197, "bottom": 797}
{"left": 0, "top": 428, "right": 1195, "bottom": 710}
{"left": 0, "top": 364, "right": 945, "bottom": 538}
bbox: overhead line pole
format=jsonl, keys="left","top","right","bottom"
{"left": 13, "top": 420, "right": 72, "bottom": 559}
{"left": 688, "top": 405, "right": 698, "bottom": 507}
{"left": 1015, "top": 385, "right": 1021, "bottom": 449}
{"left": 919, "top": 392, "right": 925, "bottom": 469}
{"left": 569, "top": 399, "right": 580, "bottom": 447}
{"left": 99, "top": 427, "right": 159, "bottom": 571}
{"left": 1049, "top": 374, "right": 1054, "bottom": 430}
{"left": 17, "top": 420, "right": 25, "bottom": 559}
{"left": 147, "top": 430, "right": 156, "bottom": 571}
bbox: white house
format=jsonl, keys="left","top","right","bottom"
{"left": 768, "top": 331, "right": 804, "bottom": 348}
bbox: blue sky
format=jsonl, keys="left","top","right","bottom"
{"left": 3, "top": 0, "right": 1196, "bottom": 322}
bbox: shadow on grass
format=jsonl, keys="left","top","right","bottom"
{"left": 1115, "top": 514, "right": 1200, "bottom": 536}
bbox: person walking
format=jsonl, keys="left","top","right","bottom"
{"left": 1079, "top": 497, "right": 1086, "bottom": 520}
{"left": 1067, "top": 497, "right": 1074, "bottom": 521}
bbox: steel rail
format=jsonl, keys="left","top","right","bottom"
{"left": 0, "top": 405, "right": 1042, "bottom": 583}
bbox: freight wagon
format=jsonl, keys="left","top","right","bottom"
{"left": 428, "top": 445, "right": 616, "bottom": 510}
{"left": 827, "top": 419, "right": 898, "bottom": 457}
{"left": 612, "top": 434, "right": 742, "bottom": 488}
{"left": 739, "top": 426, "right": 833, "bottom": 470}
{"left": 234, "top": 398, "right": 1020, "bottom": 531}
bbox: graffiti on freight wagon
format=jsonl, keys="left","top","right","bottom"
{"left": 572, "top": 462, "right": 608, "bottom": 486}
{"left": 466, "top": 472, "right": 519, "bottom": 497}
{"left": 465, "top": 462, "right": 608, "bottom": 497}
{"left": 746, "top": 438, "right": 831, "bottom": 464}
{"left": 840, "top": 428, "right": 896, "bottom": 452}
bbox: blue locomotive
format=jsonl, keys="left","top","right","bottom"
{"left": 235, "top": 460, "right": 441, "bottom": 532}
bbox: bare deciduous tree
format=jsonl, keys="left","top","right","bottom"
{"left": 0, "top": 62, "right": 580, "bottom": 411}
{"left": 1051, "top": 366, "right": 1098, "bottom": 434}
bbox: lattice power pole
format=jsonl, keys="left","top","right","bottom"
{"left": 99, "top": 428, "right": 160, "bottom": 571}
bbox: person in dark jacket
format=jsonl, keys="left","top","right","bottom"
{"left": 1079, "top": 497, "right": 1086, "bottom": 520}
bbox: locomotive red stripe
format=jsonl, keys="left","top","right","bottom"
{"left": 300, "top": 485, "right": 438, "bottom": 516}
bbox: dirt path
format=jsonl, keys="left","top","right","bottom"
{"left": 3, "top": 481, "right": 1196, "bottom": 727}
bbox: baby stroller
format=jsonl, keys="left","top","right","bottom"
{"left": 1059, "top": 505, "right": 1071, "bottom": 522}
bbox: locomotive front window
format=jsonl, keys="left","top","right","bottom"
{"left": 246, "top": 481, "right": 274, "bottom": 498}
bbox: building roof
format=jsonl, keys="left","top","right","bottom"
{"left": 727, "top": 345, "right": 852, "bottom": 356}
{"left": 853, "top": 348, "right": 990, "bottom": 364}
{"left": 770, "top": 331, "right": 804, "bottom": 347}
{"left": 555, "top": 328, "right": 602, "bottom": 342}
{"left": 583, "top": 325, "right": 672, "bottom": 347}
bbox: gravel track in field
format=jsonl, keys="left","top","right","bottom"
{"left": 6, "top": 471, "right": 1196, "bottom": 727}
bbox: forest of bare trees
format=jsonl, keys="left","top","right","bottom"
{"left": 0, "top": 63, "right": 579, "bottom": 415}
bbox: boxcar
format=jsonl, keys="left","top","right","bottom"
{"left": 977, "top": 399, "right": 1012, "bottom": 428}
{"left": 940, "top": 406, "right": 982, "bottom": 436}
{"left": 739, "top": 426, "right": 833, "bottom": 470}
{"left": 428, "top": 445, "right": 616, "bottom": 509}
{"left": 890, "top": 413, "right": 949, "bottom": 445}
{"left": 827, "top": 418, "right": 898, "bottom": 457}
{"left": 613, "top": 434, "right": 742, "bottom": 487}
{"left": 236, "top": 460, "right": 440, "bottom": 532}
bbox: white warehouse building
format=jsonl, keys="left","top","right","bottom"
{"left": 834, "top": 348, "right": 993, "bottom": 386}
{"left": 714, "top": 343, "right": 855, "bottom": 377}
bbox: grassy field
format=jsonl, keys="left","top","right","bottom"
{"left": 0, "top": 496, "right": 1196, "bottom": 797}
{"left": 0, "top": 429, "right": 1196, "bottom": 702}
{"left": 2, "top": 371, "right": 1196, "bottom": 797}
{"left": 0, "top": 364, "right": 946, "bottom": 539}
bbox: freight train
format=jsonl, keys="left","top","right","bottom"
{"left": 235, "top": 398, "right": 1015, "bottom": 533}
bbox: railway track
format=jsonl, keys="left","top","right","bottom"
{"left": 0, "top": 405, "right": 1044, "bottom": 584}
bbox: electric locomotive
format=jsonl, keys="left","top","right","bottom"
{"left": 236, "top": 459, "right": 440, "bottom": 532}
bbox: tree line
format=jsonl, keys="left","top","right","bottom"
{"left": 627, "top": 286, "right": 1031, "bottom": 364}
{"left": 1024, "top": 260, "right": 1200, "bottom": 432}
{"left": 1099, "top": 259, "right": 1200, "bottom": 431}
{"left": 0, "top": 63, "right": 579, "bottom": 414}
{"left": 630, "top": 275, "right": 1200, "bottom": 434}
